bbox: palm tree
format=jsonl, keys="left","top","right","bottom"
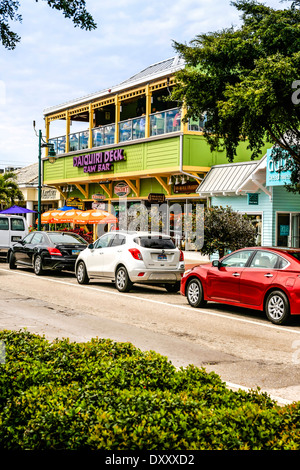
{"left": 0, "top": 172, "right": 24, "bottom": 209}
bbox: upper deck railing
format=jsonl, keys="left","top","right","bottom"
{"left": 48, "top": 108, "right": 204, "bottom": 154}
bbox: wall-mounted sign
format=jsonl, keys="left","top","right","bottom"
{"left": 173, "top": 182, "right": 198, "bottom": 194}
{"left": 280, "top": 224, "right": 290, "bottom": 237}
{"left": 248, "top": 193, "right": 259, "bottom": 205}
{"left": 114, "top": 182, "right": 130, "bottom": 197}
{"left": 148, "top": 193, "right": 166, "bottom": 203}
{"left": 266, "top": 148, "right": 292, "bottom": 186}
{"left": 66, "top": 197, "right": 84, "bottom": 209}
{"left": 92, "top": 202, "right": 106, "bottom": 210}
{"left": 73, "top": 148, "right": 126, "bottom": 174}
{"left": 41, "top": 188, "right": 58, "bottom": 200}
{"left": 92, "top": 193, "right": 106, "bottom": 201}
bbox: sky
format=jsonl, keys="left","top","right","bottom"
{"left": 0, "top": 0, "right": 285, "bottom": 170}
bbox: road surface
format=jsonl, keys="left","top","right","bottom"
{"left": 1, "top": 261, "right": 300, "bottom": 405}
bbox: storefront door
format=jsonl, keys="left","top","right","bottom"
{"left": 277, "top": 213, "right": 300, "bottom": 248}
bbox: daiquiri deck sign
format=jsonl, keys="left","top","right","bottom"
{"left": 73, "top": 148, "right": 126, "bottom": 173}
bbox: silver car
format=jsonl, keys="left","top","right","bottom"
{"left": 75, "top": 231, "right": 185, "bottom": 292}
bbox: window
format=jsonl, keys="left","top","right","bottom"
{"left": 0, "top": 218, "right": 9, "bottom": 230}
{"left": 94, "top": 233, "right": 114, "bottom": 249}
{"left": 111, "top": 234, "right": 126, "bottom": 247}
{"left": 11, "top": 218, "right": 25, "bottom": 231}
{"left": 22, "top": 233, "right": 34, "bottom": 244}
{"left": 134, "top": 236, "right": 175, "bottom": 249}
{"left": 250, "top": 251, "right": 279, "bottom": 269}
{"left": 221, "top": 250, "right": 254, "bottom": 268}
{"left": 31, "top": 233, "right": 45, "bottom": 244}
{"left": 48, "top": 233, "right": 87, "bottom": 244}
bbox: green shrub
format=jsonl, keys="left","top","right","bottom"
{"left": 0, "top": 329, "right": 299, "bottom": 450}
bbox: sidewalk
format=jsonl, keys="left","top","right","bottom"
{"left": 183, "top": 251, "right": 210, "bottom": 269}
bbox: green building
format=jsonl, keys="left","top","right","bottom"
{"left": 42, "top": 56, "right": 271, "bottom": 245}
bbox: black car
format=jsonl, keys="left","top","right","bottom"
{"left": 8, "top": 231, "right": 88, "bottom": 275}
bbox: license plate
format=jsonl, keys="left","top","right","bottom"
{"left": 72, "top": 250, "right": 80, "bottom": 255}
{"left": 158, "top": 254, "right": 167, "bottom": 260}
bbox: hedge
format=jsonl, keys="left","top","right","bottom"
{"left": 0, "top": 329, "right": 299, "bottom": 450}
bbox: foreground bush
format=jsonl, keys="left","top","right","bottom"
{"left": 0, "top": 329, "right": 299, "bottom": 450}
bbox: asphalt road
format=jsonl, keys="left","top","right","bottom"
{"left": 1, "top": 260, "right": 300, "bottom": 405}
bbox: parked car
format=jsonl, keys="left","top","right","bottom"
{"left": 0, "top": 214, "right": 28, "bottom": 257}
{"left": 75, "top": 231, "right": 185, "bottom": 292}
{"left": 8, "top": 231, "right": 88, "bottom": 275}
{"left": 181, "top": 246, "right": 300, "bottom": 325}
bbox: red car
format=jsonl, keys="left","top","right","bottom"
{"left": 180, "top": 247, "right": 300, "bottom": 325}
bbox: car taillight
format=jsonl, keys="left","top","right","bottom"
{"left": 180, "top": 250, "right": 184, "bottom": 261}
{"left": 47, "top": 247, "right": 62, "bottom": 256}
{"left": 129, "top": 248, "right": 143, "bottom": 260}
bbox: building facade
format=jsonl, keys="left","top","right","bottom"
{"left": 42, "top": 57, "right": 271, "bottom": 245}
{"left": 197, "top": 149, "right": 300, "bottom": 250}
{"left": 15, "top": 163, "right": 62, "bottom": 227}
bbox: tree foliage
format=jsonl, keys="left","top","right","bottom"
{"left": 172, "top": 0, "right": 300, "bottom": 189}
{"left": 0, "top": 171, "right": 24, "bottom": 207}
{"left": 199, "top": 206, "right": 256, "bottom": 257}
{"left": 0, "top": 0, "right": 97, "bottom": 50}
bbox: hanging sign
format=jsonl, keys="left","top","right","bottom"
{"left": 92, "top": 193, "right": 106, "bottom": 201}
{"left": 173, "top": 182, "right": 198, "bottom": 194}
{"left": 148, "top": 193, "right": 165, "bottom": 203}
{"left": 114, "top": 182, "right": 130, "bottom": 197}
{"left": 73, "top": 148, "right": 126, "bottom": 174}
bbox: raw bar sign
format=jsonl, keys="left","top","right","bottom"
{"left": 73, "top": 148, "right": 125, "bottom": 173}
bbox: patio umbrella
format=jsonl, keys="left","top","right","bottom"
{"left": 58, "top": 204, "right": 77, "bottom": 211}
{"left": 0, "top": 205, "right": 36, "bottom": 214}
{"left": 74, "top": 209, "right": 117, "bottom": 224}
{"left": 51, "top": 209, "right": 83, "bottom": 224}
{"left": 39, "top": 210, "right": 62, "bottom": 224}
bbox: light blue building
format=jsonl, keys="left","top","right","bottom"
{"left": 196, "top": 149, "right": 300, "bottom": 249}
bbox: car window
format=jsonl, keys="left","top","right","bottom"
{"left": 22, "top": 233, "right": 34, "bottom": 244}
{"left": 134, "top": 236, "right": 175, "bottom": 249}
{"left": 221, "top": 250, "right": 254, "bottom": 268}
{"left": 0, "top": 218, "right": 9, "bottom": 230}
{"left": 11, "top": 218, "right": 25, "bottom": 231}
{"left": 94, "top": 233, "right": 114, "bottom": 249}
{"left": 110, "top": 234, "right": 126, "bottom": 247}
{"left": 31, "top": 233, "right": 45, "bottom": 244}
{"left": 250, "top": 251, "right": 279, "bottom": 269}
{"left": 48, "top": 233, "right": 87, "bottom": 244}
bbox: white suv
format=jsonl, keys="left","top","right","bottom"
{"left": 75, "top": 231, "right": 185, "bottom": 292}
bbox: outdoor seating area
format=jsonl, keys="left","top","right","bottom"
{"left": 47, "top": 107, "right": 203, "bottom": 153}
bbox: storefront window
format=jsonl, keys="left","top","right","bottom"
{"left": 277, "top": 213, "right": 300, "bottom": 248}
{"left": 245, "top": 214, "right": 262, "bottom": 246}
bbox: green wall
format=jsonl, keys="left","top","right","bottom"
{"left": 183, "top": 135, "right": 272, "bottom": 167}
{"left": 43, "top": 134, "right": 273, "bottom": 196}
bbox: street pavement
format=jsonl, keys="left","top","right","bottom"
{"left": 1, "top": 259, "right": 300, "bottom": 405}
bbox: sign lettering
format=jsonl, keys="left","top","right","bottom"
{"left": 73, "top": 148, "right": 125, "bottom": 174}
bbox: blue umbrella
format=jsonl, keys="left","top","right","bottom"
{"left": 58, "top": 205, "right": 77, "bottom": 211}
{"left": 0, "top": 205, "right": 36, "bottom": 214}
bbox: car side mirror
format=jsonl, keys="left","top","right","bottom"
{"left": 88, "top": 243, "right": 94, "bottom": 249}
{"left": 212, "top": 260, "right": 220, "bottom": 268}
